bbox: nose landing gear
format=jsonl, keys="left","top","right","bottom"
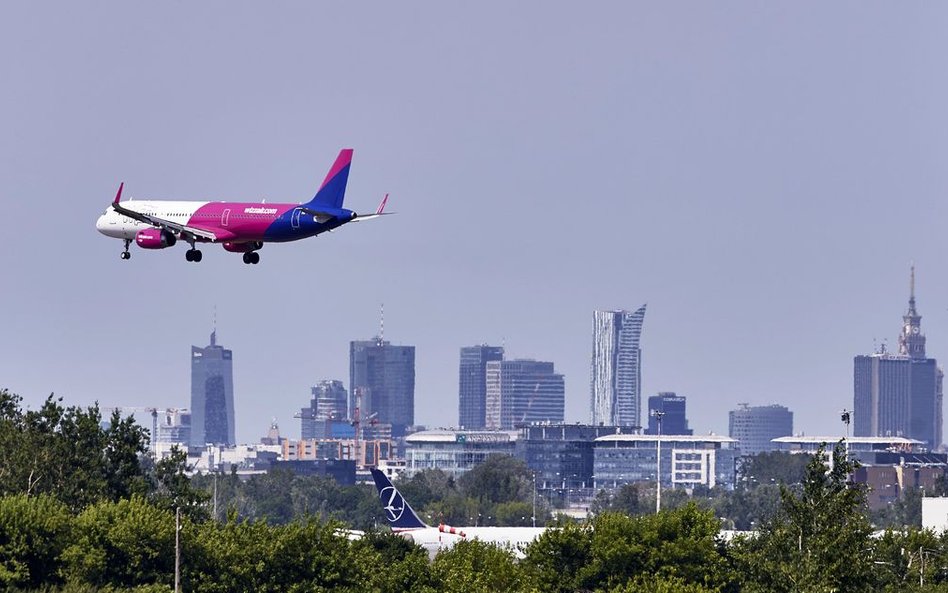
{"left": 121, "top": 240, "right": 131, "bottom": 260}
{"left": 242, "top": 251, "right": 260, "bottom": 265}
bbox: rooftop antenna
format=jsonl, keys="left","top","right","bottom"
{"left": 210, "top": 305, "right": 218, "bottom": 347}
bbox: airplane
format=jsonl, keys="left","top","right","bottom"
{"left": 95, "top": 149, "right": 388, "bottom": 264}
{"left": 370, "top": 468, "right": 548, "bottom": 558}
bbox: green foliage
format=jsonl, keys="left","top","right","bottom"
{"left": 430, "top": 539, "right": 524, "bottom": 593}
{"left": 610, "top": 573, "right": 720, "bottom": 593}
{"left": 738, "top": 451, "right": 811, "bottom": 488}
{"left": 350, "top": 530, "right": 433, "bottom": 593}
{"left": 871, "top": 528, "right": 943, "bottom": 589}
{"left": 522, "top": 521, "right": 593, "bottom": 593}
{"left": 60, "top": 496, "right": 175, "bottom": 588}
{"left": 712, "top": 483, "right": 781, "bottom": 531}
{"left": 151, "top": 446, "right": 209, "bottom": 522}
{"left": 872, "top": 486, "right": 923, "bottom": 529}
{"left": 0, "top": 494, "right": 72, "bottom": 588}
{"left": 734, "top": 441, "right": 875, "bottom": 593}
{"left": 185, "top": 517, "right": 363, "bottom": 593}
{"left": 0, "top": 390, "right": 151, "bottom": 511}
{"left": 457, "top": 454, "right": 533, "bottom": 505}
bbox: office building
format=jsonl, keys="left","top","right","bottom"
{"left": 403, "top": 428, "right": 518, "bottom": 478}
{"left": 458, "top": 345, "right": 504, "bottom": 429}
{"left": 300, "top": 380, "right": 348, "bottom": 439}
{"left": 518, "top": 423, "right": 619, "bottom": 500}
{"left": 728, "top": 404, "right": 793, "bottom": 456}
{"left": 854, "top": 268, "right": 943, "bottom": 450}
{"left": 485, "top": 359, "right": 565, "bottom": 430}
{"left": 593, "top": 433, "right": 739, "bottom": 490}
{"left": 647, "top": 392, "right": 692, "bottom": 435}
{"left": 189, "top": 331, "right": 235, "bottom": 449}
{"left": 591, "top": 306, "right": 647, "bottom": 427}
{"left": 350, "top": 338, "right": 415, "bottom": 437}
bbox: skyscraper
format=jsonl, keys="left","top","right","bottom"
{"left": 728, "top": 404, "right": 793, "bottom": 456}
{"left": 647, "top": 392, "right": 692, "bottom": 435}
{"left": 300, "top": 380, "right": 348, "bottom": 439}
{"left": 350, "top": 338, "right": 415, "bottom": 436}
{"left": 189, "top": 331, "right": 235, "bottom": 449}
{"left": 458, "top": 345, "right": 504, "bottom": 429}
{"left": 485, "top": 359, "right": 565, "bottom": 430}
{"left": 590, "top": 306, "right": 647, "bottom": 427}
{"left": 854, "top": 268, "right": 943, "bottom": 449}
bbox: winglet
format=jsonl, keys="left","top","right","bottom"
{"left": 376, "top": 193, "right": 389, "bottom": 215}
{"left": 113, "top": 182, "right": 124, "bottom": 205}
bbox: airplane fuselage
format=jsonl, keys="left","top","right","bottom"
{"left": 395, "top": 526, "right": 548, "bottom": 559}
{"left": 95, "top": 200, "right": 353, "bottom": 244}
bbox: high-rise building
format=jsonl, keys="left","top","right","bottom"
{"left": 300, "top": 380, "right": 349, "bottom": 439}
{"left": 854, "top": 268, "right": 943, "bottom": 450}
{"left": 590, "top": 306, "right": 647, "bottom": 427}
{"left": 647, "top": 392, "right": 692, "bottom": 435}
{"left": 728, "top": 404, "right": 793, "bottom": 456}
{"left": 189, "top": 331, "right": 235, "bottom": 449}
{"left": 485, "top": 359, "right": 565, "bottom": 430}
{"left": 458, "top": 345, "right": 504, "bottom": 429}
{"left": 350, "top": 338, "right": 415, "bottom": 437}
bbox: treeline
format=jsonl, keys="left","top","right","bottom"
{"left": 3, "top": 387, "right": 948, "bottom": 592}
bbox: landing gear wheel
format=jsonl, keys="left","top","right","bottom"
{"left": 186, "top": 249, "right": 202, "bottom": 263}
{"left": 250, "top": 252, "right": 260, "bottom": 264}
{"left": 120, "top": 251, "right": 130, "bottom": 260}
{"left": 242, "top": 252, "right": 252, "bottom": 264}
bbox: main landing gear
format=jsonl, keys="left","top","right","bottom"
{"left": 185, "top": 249, "right": 203, "bottom": 263}
{"left": 120, "top": 240, "right": 131, "bottom": 260}
{"left": 242, "top": 251, "right": 260, "bottom": 265}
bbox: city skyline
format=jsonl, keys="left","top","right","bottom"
{"left": 4, "top": 4, "right": 948, "bottom": 445}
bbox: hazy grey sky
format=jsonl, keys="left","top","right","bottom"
{"left": 3, "top": 3, "right": 948, "bottom": 443}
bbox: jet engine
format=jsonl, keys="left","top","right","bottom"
{"left": 222, "top": 241, "right": 263, "bottom": 253}
{"left": 135, "top": 228, "right": 177, "bottom": 249}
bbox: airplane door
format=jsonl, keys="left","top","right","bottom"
{"left": 291, "top": 208, "right": 302, "bottom": 229}
{"left": 221, "top": 208, "right": 230, "bottom": 227}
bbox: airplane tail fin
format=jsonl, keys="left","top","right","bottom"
{"left": 306, "top": 148, "right": 353, "bottom": 210}
{"left": 370, "top": 469, "right": 429, "bottom": 530}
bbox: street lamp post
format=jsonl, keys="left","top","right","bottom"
{"left": 653, "top": 410, "right": 665, "bottom": 514}
{"left": 840, "top": 409, "right": 852, "bottom": 459}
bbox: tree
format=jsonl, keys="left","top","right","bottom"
{"left": 430, "top": 539, "right": 524, "bottom": 593}
{"left": 734, "top": 442, "right": 875, "bottom": 593}
{"left": 153, "top": 446, "right": 209, "bottom": 521}
{"left": 458, "top": 455, "right": 533, "bottom": 505}
{"left": 738, "top": 451, "right": 811, "bottom": 488}
{"left": 0, "top": 494, "right": 73, "bottom": 589}
{"left": 60, "top": 495, "right": 175, "bottom": 588}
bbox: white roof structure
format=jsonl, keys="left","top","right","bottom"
{"left": 771, "top": 436, "right": 922, "bottom": 446}
{"left": 404, "top": 429, "right": 519, "bottom": 444}
{"left": 595, "top": 433, "right": 737, "bottom": 444}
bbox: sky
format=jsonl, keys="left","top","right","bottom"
{"left": 3, "top": 3, "right": 948, "bottom": 444}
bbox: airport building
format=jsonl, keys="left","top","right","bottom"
{"left": 485, "top": 359, "right": 565, "bottom": 430}
{"left": 728, "top": 404, "right": 793, "bottom": 456}
{"left": 593, "top": 433, "right": 739, "bottom": 490}
{"left": 350, "top": 338, "right": 415, "bottom": 437}
{"left": 458, "top": 345, "right": 504, "bottom": 429}
{"left": 853, "top": 268, "right": 943, "bottom": 450}
{"left": 402, "top": 429, "right": 518, "bottom": 478}
{"left": 647, "top": 392, "right": 692, "bottom": 435}
{"left": 189, "top": 331, "right": 236, "bottom": 449}
{"left": 591, "top": 306, "right": 647, "bottom": 427}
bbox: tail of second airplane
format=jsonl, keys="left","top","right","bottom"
{"left": 306, "top": 148, "right": 353, "bottom": 210}
{"left": 370, "top": 469, "right": 429, "bottom": 530}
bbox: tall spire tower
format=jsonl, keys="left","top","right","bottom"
{"left": 899, "top": 265, "right": 926, "bottom": 359}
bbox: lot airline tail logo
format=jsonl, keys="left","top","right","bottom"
{"left": 379, "top": 486, "right": 405, "bottom": 522}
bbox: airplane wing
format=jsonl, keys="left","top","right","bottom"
{"left": 111, "top": 186, "right": 219, "bottom": 242}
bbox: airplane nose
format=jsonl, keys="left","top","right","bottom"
{"left": 95, "top": 215, "right": 108, "bottom": 234}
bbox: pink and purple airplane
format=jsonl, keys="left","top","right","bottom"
{"left": 95, "top": 148, "right": 387, "bottom": 264}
